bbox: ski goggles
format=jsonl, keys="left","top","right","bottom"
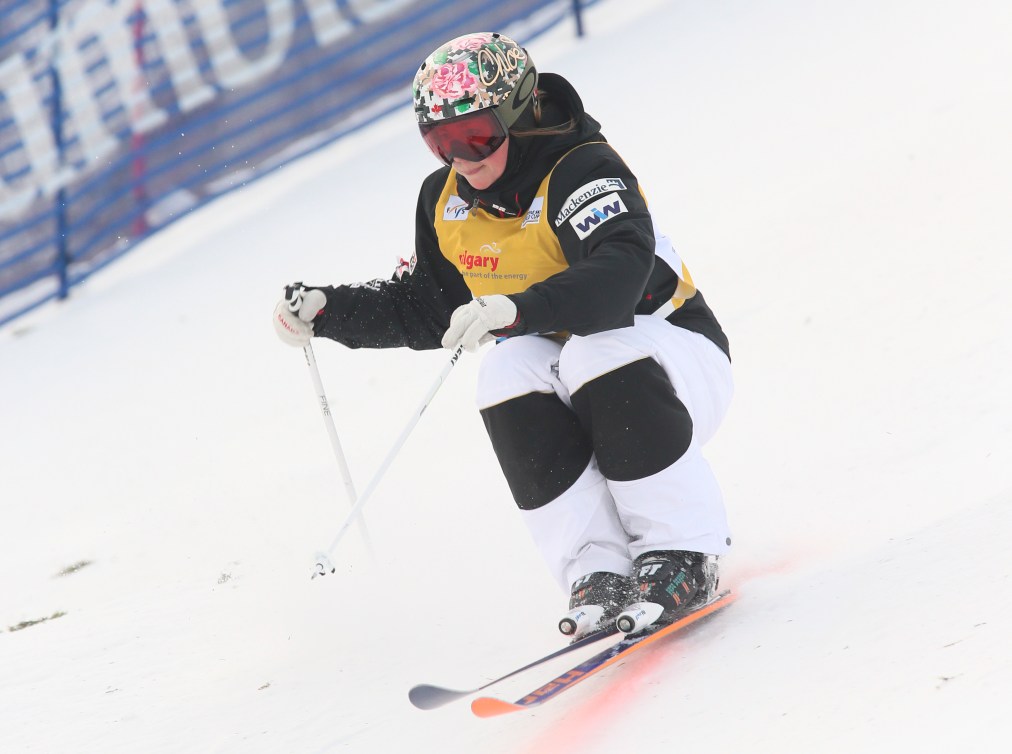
{"left": 418, "top": 109, "right": 509, "bottom": 165}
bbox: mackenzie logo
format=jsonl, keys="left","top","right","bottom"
{"left": 443, "top": 195, "right": 470, "bottom": 221}
{"left": 522, "top": 196, "right": 544, "bottom": 228}
{"left": 569, "top": 193, "right": 628, "bottom": 239}
{"left": 555, "top": 178, "right": 627, "bottom": 226}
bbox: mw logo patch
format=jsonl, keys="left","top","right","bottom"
{"left": 569, "top": 193, "right": 628, "bottom": 239}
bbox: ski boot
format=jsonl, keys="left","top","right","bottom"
{"left": 615, "top": 550, "right": 719, "bottom": 634}
{"left": 558, "top": 571, "right": 633, "bottom": 640}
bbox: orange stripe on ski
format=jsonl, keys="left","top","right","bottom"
{"left": 554, "top": 592, "right": 736, "bottom": 684}
{"left": 471, "top": 591, "right": 737, "bottom": 717}
{"left": 471, "top": 697, "right": 524, "bottom": 718}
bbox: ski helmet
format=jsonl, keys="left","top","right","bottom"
{"left": 413, "top": 32, "right": 537, "bottom": 124}
{"left": 412, "top": 32, "right": 538, "bottom": 164}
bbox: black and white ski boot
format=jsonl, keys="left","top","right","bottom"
{"left": 615, "top": 550, "right": 719, "bottom": 634}
{"left": 558, "top": 571, "right": 633, "bottom": 640}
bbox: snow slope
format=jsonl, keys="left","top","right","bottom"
{"left": 2, "top": 1, "right": 1011, "bottom": 752}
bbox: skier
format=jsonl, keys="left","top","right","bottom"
{"left": 274, "top": 32, "right": 733, "bottom": 637}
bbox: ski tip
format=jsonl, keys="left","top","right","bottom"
{"left": 471, "top": 696, "right": 524, "bottom": 718}
{"left": 408, "top": 684, "right": 470, "bottom": 710}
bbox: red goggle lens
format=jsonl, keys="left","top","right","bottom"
{"left": 419, "top": 110, "right": 508, "bottom": 165}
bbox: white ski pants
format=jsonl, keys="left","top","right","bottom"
{"left": 475, "top": 316, "right": 734, "bottom": 592}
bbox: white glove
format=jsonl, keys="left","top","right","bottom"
{"left": 441, "top": 295, "right": 520, "bottom": 352}
{"left": 273, "top": 286, "right": 327, "bottom": 347}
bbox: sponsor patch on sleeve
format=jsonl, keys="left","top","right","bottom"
{"left": 554, "top": 178, "right": 627, "bottom": 226}
{"left": 569, "top": 193, "right": 628, "bottom": 239}
{"left": 393, "top": 251, "right": 417, "bottom": 280}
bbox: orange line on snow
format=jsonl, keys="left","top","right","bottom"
{"left": 513, "top": 595, "right": 737, "bottom": 752}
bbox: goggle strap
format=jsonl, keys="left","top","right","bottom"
{"left": 497, "top": 61, "right": 538, "bottom": 129}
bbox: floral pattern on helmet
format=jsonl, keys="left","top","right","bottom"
{"left": 413, "top": 32, "right": 528, "bottom": 124}
{"left": 428, "top": 61, "right": 478, "bottom": 102}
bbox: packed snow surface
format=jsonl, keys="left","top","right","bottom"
{"left": 2, "top": 1, "right": 1010, "bottom": 752}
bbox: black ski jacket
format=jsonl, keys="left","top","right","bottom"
{"left": 310, "top": 74, "right": 729, "bottom": 359}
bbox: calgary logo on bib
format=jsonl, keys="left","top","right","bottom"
{"left": 569, "top": 193, "right": 628, "bottom": 239}
{"left": 459, "top": 243, "right": 502, "bottom": 272}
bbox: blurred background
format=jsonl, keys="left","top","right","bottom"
{"left": 1, "top": 0, "right": 598, "bottom": 325}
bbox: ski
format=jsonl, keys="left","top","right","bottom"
{"left": 408, "top": 625, "right": 620, "bottom": 710}
{"left": 471, "top": 590, "right": 736, "bottom": 718}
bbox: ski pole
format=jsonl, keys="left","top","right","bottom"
{"left": 302, "top": 341, "right": 374, "bottom": 554}
{"left": 311, "top": 343, "right": 465, "bottom": 579}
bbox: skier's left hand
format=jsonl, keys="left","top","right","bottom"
{"left": 441, "top": 295, "right": 524, "bottom": 351}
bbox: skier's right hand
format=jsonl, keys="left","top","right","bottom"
{"left": 273, "top": 283, "right": 327, "bottom": 347}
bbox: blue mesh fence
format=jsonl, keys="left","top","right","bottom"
{"left": 0, "top": 0, "right": 590, "bottom": 326}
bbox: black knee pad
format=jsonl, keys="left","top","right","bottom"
{"left": 480, "top": 392, "right": 593, "bottom": 510}
{"left": 570, "top": 358, "right": 692, "bottom": 482}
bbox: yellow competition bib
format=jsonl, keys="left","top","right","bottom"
{"left": 433, "top": 169, "right": 567, "bottom": 298}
